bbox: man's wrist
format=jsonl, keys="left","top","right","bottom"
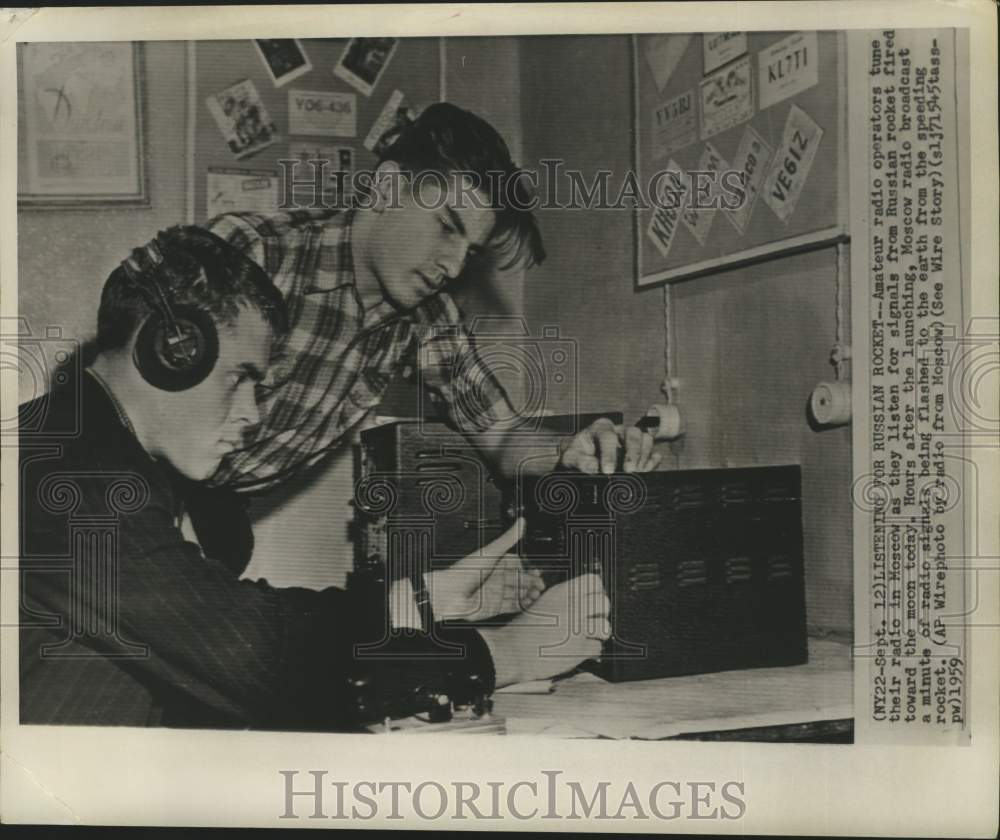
{"left": 388, "top": 578, "right": 422, "bottom": 630}
{"left": 410, "top": 571, "right": 434, "bottom": 631}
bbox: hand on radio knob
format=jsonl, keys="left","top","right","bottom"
{"left": 424, "top": 518, "right": 545, "bottom": 622}
{"left": 559, "top": 417, "right": 661, "bottom": 475}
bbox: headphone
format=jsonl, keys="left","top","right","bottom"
{"left": 121, "top": 234, "right": 219, "bottom": 392}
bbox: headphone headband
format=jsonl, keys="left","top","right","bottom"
{"left": 121, "top": 236, "right": 167, "bottom": 283}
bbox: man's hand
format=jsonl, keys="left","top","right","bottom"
{"left": 558, "top": 417, "right": 662, "bottom": 474}
{"left": 424, "top": 518, "right": 545, "bottom": 622}
{"left": 478, "top": 573, "right": 611, "bottom": 686}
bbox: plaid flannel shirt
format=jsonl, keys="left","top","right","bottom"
{"left": 207, "top": 209, "right": 512, "bottom": 492}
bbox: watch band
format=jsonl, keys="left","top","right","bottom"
{"left": 410, "top": 572, "right": 434, "bottom": 632}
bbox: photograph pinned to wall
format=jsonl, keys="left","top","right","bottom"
{"left": 333, "top": 37, "right": 398, "bottom": 97}
{"left": 699, "top": 53, "right": 754, "bottom": 140}
{"left": 758, "top": 31, "right": 819, "bottom": 110}
{"left": 287, "top": 141, "right": 354, "bottom": 204}
{"left": 702, "top": 31, "right": 747, "bottom": 74}
{"left": 643, "top": 34, "right": 692, "bottom": 92}
{"left": 651, "top": 88, "right": 697, "bottom": 159}
{"left": 206, "top": 78, "right": 278, "bottom": 159}
{"left": 287, "top": 88, "right": 356, "bottom": 137}
{"left": 253, "top": 39, "right": 313, "bottom": 88}
{"left": 762, "top": 103, "right": 824, "bottom": 223}
{"left": 723, "top": 124, "right": 774, "bottom": 235}
{"left": 205, "top": 167, "right": 280, "bottom": 218}
{"left": 364, "top": 89, "right": 414, "bottom": 154}
{"left": 679, "top": 142, "right": 729, "bottom": 246}
{"left": 18, "top": 41, "right": 146, "bottom": 206}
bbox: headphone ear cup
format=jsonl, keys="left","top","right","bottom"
{"left": 133, "top": 306, "right": 219, "bottom": 392}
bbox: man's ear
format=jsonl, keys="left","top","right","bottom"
{"left": 372, "top": 160, "right": 403, "bottom": 213}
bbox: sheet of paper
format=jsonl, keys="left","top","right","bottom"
{"left": 643, "top": 34, "right": 692, "bottom": 92}
{"left": 724, "top": 124, "right": 774, "bottom": 234}
{"left": 680, "top": 142, "right": 729, "bottom": 245}
{"left": 494, "top": 679, "right": 555, "bottom": 695}
{"left": 206, "top": 167, "right": 279, "bottom": 217}
{"left": 762, "top": 103, "right": 824, "bottom": 223}
{"left": 646, "top": 159, "right": 689, "bottom": 259}
{"left": 699, "top": 54, "right": 754, "bottom": 140}
{"left": 651, "top": 89, "right": 697, "bottom": 159}
{"left": 703, "top": 31, "right": 747, "bottom": 74}
{"left": 287, "top": 88, "right": 356, "bottom": 137}
{"left": 758, "top": 31, "right": 820, "bottom": 110}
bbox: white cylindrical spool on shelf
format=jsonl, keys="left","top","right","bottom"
{"left": 646, "top": 402, "right": 684, "bottom": 440}
{"left": 810, "top": 381, "right": 852, "bottom": 426}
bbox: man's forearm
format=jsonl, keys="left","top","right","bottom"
{"left": 465, "top": 426, "right": 565, "bottom": 481}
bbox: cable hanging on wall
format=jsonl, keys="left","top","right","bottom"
{"left": 809, "top": 241, "right": 853, "bottom": 427}
{"left": 662, "top": 282, "right": 675, "bottom": 398}
{"left": 643, "top": 283, "right": 685, "bottom": 442}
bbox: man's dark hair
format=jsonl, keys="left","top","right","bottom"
{"left": 378, "top": 102, "right": 546, "bottom": 271}
{"left": 96, "top": 225, "right": 288, "bottom": 353}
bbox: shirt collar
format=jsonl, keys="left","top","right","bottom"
{"left": 86, "top": 367, "right": 138, "bottom": 438}
{"left": 85, "top": 367, "right": 162, "bottom": 468}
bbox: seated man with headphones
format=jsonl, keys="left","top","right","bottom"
{"left": 18, "top": 226, "right": 611, "bottom": 730}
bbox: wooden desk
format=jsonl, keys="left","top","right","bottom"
{"left": 492, "top": 637, "right": 853, "bottom": 741}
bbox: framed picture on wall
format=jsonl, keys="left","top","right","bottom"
{"left": 17, "top": 41, "right": 148, "bottom": 207}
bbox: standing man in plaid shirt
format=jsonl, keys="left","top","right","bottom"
{"left": 208, "top": 102, "right": 661, "bottom": 495}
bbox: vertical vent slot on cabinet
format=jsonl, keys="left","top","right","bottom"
{"left": 724, "top": 556, "right": 753, "bottom": 584}
{"left": 677, "top": 558, "right": 708, "bottom": 587}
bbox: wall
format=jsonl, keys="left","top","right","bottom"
{"left": 519, "top": 36, "right": 636, "bottom": 418}
{"left": 518, "top": 35, "right": 852, "bottom": 633}
{"left": 16, "top": 40, "right": 188, "bottom": 404}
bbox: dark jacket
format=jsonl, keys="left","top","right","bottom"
{"left": 19, "top": 370, "right": 494, "bottom": 730}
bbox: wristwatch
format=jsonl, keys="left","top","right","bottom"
{"left": 410, "top": 570, "right": 435, "bottom": 632}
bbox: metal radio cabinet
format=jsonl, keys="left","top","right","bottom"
{"left": 516, "top": 466, "right": 808, "bottom": 681}
{"left": 353, "top": 415, "right": 619, "bottom": 584}
{"left": 353, "top": 421, "right": 807, "bottom": 683}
